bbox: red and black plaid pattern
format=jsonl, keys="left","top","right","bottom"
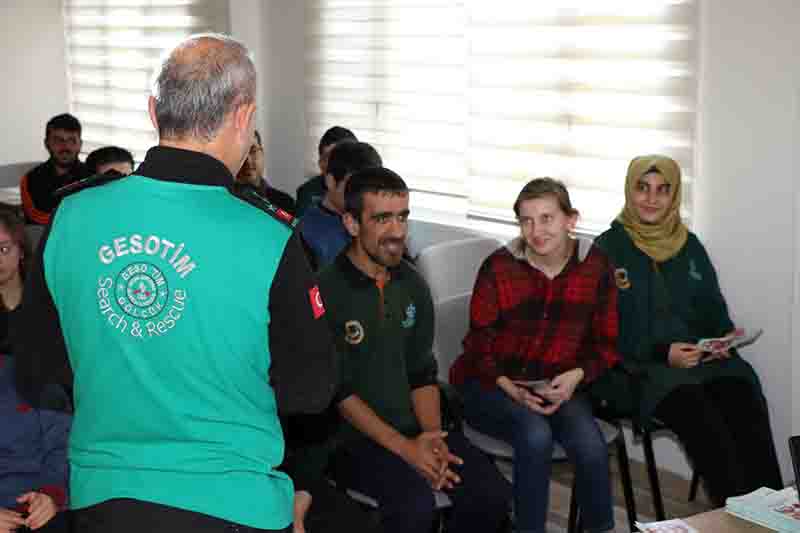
{"left": 450, "top": 243, "right": 620, "bottom": 389}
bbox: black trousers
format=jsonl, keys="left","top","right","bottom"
{"left": 653, "top": 377, "right": 783, "bottom": 506}
{"left": 72, "top": 499, "right": 292, "bottom": 533}
{"left": 333, "top": 431, "right": 511, "bottom": 533}
{"left": 17, "top": 512, "right": 69, "bottom": 533}
{"left": 297, "top": 477, "right": 383, "bottom": 533}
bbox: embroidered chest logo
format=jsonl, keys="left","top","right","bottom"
{"left": 401, "top": 303, "right": 416, "bottom": 328}
{"left": 345, "top": 320, "right": 365, "bottom": 345}
{"left": 688, "top": 260, "right": 702, "bottom": 281}
{"left": 96, "top": 234, "right": 196, "bottom": 340}
{"left": 614, "top": 268, "right": 631, "bottom": 290}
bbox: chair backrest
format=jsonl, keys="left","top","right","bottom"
{"left": 432, "top": 291, "right": 472, "bottom": 382}
{"left": 0, "top": 161, "right": 37, "bottom": 188}
{"left": 406, "top": 219, "right": 481, "bottom": 259}
{"left": 417, "top": 236, "right": 502, "bottom": 303}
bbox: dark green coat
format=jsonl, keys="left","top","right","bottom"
{"left": 589, "top": 222, "right": 760, "bottom": 424}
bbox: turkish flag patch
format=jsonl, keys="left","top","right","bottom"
{"left": 309, "top": 285, "right": 325, "bottom": 319}
{"left": 276, "top": 209, "right": 294, "bottom": 224}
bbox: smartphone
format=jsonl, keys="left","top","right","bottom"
{"left": 789, "top": 436, "right": 800, "bottom": 490}
{"left": 511, "top": 379, "right": 552, "bottom": 406}
{"left": 511, "top": 379, "right": 551, "bottom": 393}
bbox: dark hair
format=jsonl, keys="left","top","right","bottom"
{"left": 253, "top": 129, "right": 262, "bottom": 146}
{"left": 318, "top": 126, "right": 357, "bottom": 154}
{"left": 0, "top": 209, "right": 31, "bottom": 307}
{"left": 513, "top": 177, "right": 578, "bottom": 218}
{"left": 344, "top": 167, "right": 408, "bottom": 221}
{"left": 45, "top": 113, "right": 81, "bottom": 137}
{"left": 327, "top": 141, "right": 382, "bottom": 185}
{"left": 85, "top": 146, "right": 135, "bottom": 174}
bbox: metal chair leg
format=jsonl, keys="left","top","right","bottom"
{"left": 614, "top": 426, "right": 639, "bottom": 531}
{"left": 642, "top": 428, "right": 666, "bottom": 521}
{"left": 567, "top": 474, "right": 580, "bottom": 533}
{"left": 688, "top": 469, "right": 700, "bottom": 502}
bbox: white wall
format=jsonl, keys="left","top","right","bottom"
{"left": 228, "top": 0, "right": 267, "bottom": 149}
{"left": 232, "top": 1, "right": 306, "bottom": 195}
{"left": 796, "top": 187, "right": 800, "bottom": 450}
{"left": 694, "top": 0, "right": 799, "bottom": 482}
{"left": 259, "top": 2, "right": 307, "bottom": 195}
{"left": 0, "top": 1, "right": 68, "bottom": 165}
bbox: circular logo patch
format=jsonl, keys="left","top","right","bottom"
{"left": 614, "top": 268, "right": 631, "bottom": 290}
{"left": 115, "top": 262, "right": 169, "bottom": 319}
{"left": 345, "top": 320, "right": 365, "bottom": 345}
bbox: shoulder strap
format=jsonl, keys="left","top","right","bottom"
{"left": 54, "top": 170, "right": 128, "bottom": 198}
{"left": 227, "top": 183, "right": 298, "bottom": 229}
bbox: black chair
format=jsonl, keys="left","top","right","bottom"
{"left": 635, "top": 418, "right": 702, "bottom": 520}
{"left": 596, "top": 366, "right": 702, "bottom": 522}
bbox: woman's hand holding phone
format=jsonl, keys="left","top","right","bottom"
{"left": 545, "top": 368, "right": 584, "bottom": 405}
{"left": 668, "top": 342, "right": 702, "bottom": 368}
{"left": 498, "top": 376, "right": 559, "bottom": 415}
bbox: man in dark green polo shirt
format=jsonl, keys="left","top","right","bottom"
{"left": 319, "top": 167, "right": 510, "bottom": 533}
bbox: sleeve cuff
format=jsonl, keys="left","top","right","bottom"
{"left": 653, "top": 343, "right": 670, "bottom": 362}
{"left": 38, "top": 485, "right": 67, "bottom": 509}
{"left": 334, "top": 388, "right": 355, "bottom": 406}
{"left": 578, "top": 361, "right": 597, "bottom": 385}
{"left": 408, "top": 367, "right": 438, "bottom": 390}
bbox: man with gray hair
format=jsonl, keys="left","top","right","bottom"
{"left": 14, "top": 34, "right": 336, "bottom": 532}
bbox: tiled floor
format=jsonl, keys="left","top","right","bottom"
{"left": 496, "top": 450, "right": 714, "bottom": 532}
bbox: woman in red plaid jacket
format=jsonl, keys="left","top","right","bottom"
{"left": 450, "top": 178, "right": 620, "bottom": 533}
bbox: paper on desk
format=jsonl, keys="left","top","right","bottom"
{"left": 635, "top": 518, "right": 699, "bottom": 533}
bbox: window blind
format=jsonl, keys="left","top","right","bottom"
{"left": 62, "top": 0, "right": 230, "bottom": 164}
{"left": 306, "top": 0, "right": 697, "bottom": 232}
{"left": 306, "top": 1, "right": 470, "bottom": 214}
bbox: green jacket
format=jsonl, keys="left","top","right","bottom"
{"left": 14, "top": 147, "right": 338, "bottom": 530}
{"left": 589, "top": 222, "right": 760, "bottom": 424}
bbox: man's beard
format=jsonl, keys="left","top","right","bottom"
{"left": 365, "top": 237, "right": 405, "bottom": 268}
{"left": 53, "top": 152, "right": 77, "bottom": 169}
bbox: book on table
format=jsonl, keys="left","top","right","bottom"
{"left": 725, "top": 486, "right": 800, "bottom": 532}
